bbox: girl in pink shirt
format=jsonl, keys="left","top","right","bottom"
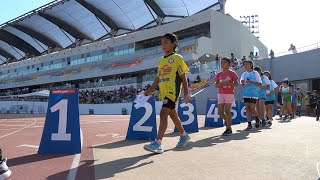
{"left": 214, "top": 57, "right": 239, "bottom": 136}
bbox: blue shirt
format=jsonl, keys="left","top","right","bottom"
{"left": 240, "top": 70, "right": 262, "bottom": 99}
{"left": 266, "top": 80, "right": 276, "bottom": 101}
{"left": 291, "top": 90, "right": 297, "bottom": 103}
{"left": 258, "top": 75, "right": 271, "bottom": 99}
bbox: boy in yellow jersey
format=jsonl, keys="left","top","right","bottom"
{"left": 143, "top": 33, "right": 191, "bottom": 154}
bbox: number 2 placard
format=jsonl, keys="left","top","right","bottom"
{"left": 38, "top": 89, "right": 82, "bottom": 154}
{"left": 126, "top": 95, "right": 157, "bottom": 140}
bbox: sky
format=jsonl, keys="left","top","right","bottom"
{"left": 1, "top": 0, "right": 320, "bottom": 55}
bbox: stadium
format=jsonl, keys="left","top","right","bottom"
{"left": 0, "top": 0, "right": 320, "bottom": 180}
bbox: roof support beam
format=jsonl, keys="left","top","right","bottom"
{"left": 198, "top": 2, "right": 220, "bottom": 13}
{"left": 0, "top": 30, "right": 41, "bottom": 56}
{"left": 11, "top": 25, "right": 62, "bottom": 49}
{"left": 144, "top": 0, "right": 166, "bottom": 18}
{"left": 0, "top": 48, "right": 15, "bottom": 59}
{"left": 39, "top": 12, "right": 93, "bottom": 41}
{"left": 76, "top": 0, "right": 119, "bottom": 31}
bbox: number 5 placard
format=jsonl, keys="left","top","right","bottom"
{"left": 126, "top": 95, "right": 157, "bottom": 140}
{"left": 38, "top": 89, "right": 82, "bottom": 154}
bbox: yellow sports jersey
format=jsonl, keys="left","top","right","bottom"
{"left": 157, "top": 53, "right": 189, "bottom": 102}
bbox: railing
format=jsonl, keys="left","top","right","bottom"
{"left": 274, "top": 42, "right": 320, "bottom": 57}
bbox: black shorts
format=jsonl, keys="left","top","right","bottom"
{"left": 265, "top": 100, "right": 274, "bottom": 105}
{"left": 162, "top": 97, "right": 176, "bottom": 109}
{"left": 244, "top": 98, "right": 257, "bottom": 104}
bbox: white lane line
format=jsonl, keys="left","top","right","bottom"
{"left": 0, "top": 124, "right": 29, "bottom": 127}
{"left": 0, "top": 119, "right": 37, "bottom": 139}
{"left": 80, "top": 121, "right": 111, "bottom": 124}
{"left": 96, "top": 133, "right": 124, "bottom": 138}
{"left": 66, "top": 128, "right": 83, "bottom": 180}
{"left": 16, "top": 144, "right": 39, "bottom": 149}
{"left": 317, "top": 162, "right": 320, "bottom": 178}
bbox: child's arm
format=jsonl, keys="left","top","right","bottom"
{"left": 144, "top": 76, "right": 160, "bottom": 96}
{"left": 181, "top": 73, "right": 191, "bottom": 103}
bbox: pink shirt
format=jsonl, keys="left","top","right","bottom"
{"left": 214, "top": 69, "right": 238, "bottom": 94}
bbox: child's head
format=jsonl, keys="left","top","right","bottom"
{"left": 161, "top": 33, "right": 178, "bottom": 54}
{"left": 312, "top": 90, "right": 318, "bottom": 96}
{"left": 282, "top": 78, "right": 289, "bottom": 86}
{"left": 253, "top": 66, "right": 262, "bottom": 75}
{"left": 221, "top": 57, "right": 231, "bottom": 69}
{"left": 264, "top": 71, "right": 272, "bottom": 80}
{"left": 243, "top": 60, "right": 253, "bottom": 71}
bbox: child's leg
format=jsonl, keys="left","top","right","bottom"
{"left": 156, "top": 107, "right": 171, "bottom": 141}
{"left": 169, "top": 109, "right": 184, "bottom": 134}
{"left": 250, "top": 101, "right": 259, "bottom": 118}
{"left": 259, "top": 99, "right": 266, "bottom": 120}
{"left": 218, "top": 103, "right": 227, "bottom": 122}
{"left": 224, "top": 103, "right": 232, "bottom": 130}
{"left": 245, "top": 102, "right": 251, "bottom": 122}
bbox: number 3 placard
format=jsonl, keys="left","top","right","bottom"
{"left": 175, "top": 97, "right": 199, "bottom": 132}
{"left": 38, "top": 89, "right": 82, "bottom": 154}
{"left": 126, "top": 95, "right": 157, "bottom": 140}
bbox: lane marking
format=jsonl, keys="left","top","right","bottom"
{"left": 96, "top": 133, "right": 124, "bottom": 138}
{"left": 16, "top": 144, "right": 39, "bottom": 149}
{"left": 0, "top": 119, "right": 37, "bottom": 139}
{"left": 66, "top": 128, "right": 83, "bottom": 180}
{"left": 0, "top": 124, "right": 29, "bottom": 127}
{"left": 317, "top": 162, "right": 320, "bottom": 178}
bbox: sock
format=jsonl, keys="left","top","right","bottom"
{"left": 156, "top": 139, "right": 162, "bottom": 144}
{"left": 255, "top": 116, "right": 260, "bottom": 121}
{"left": 181, "top": 131, "right": 187, "bottom": 136}
{"left": 248, "top": 121, "right": 252, "bottom": 126}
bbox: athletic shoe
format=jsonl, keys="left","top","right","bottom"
{"left": 255, "top": 119, "right": 261, "bottom": 128}
{"left": 261, "top": 119, "right": 267, "bottom": 126}
{"left": 282, "top": 115, "right": 288, "bottom": 120}
{"left": 267, "top": 120, "right": 272, "bottom": 126}
{"left": 143, "top": 141, "right": 164, "bottom": 154}
{"left": 0, "top": 158, "right": 11, "bottom": 180}
{"left": 176, "top": 134, "right": 190, "bottom": 148}
{"left": 245, "top": 124, "right": 252, "bottom": 131}
{"left": 222, "top": 129, "right": 232, "bottom": 136}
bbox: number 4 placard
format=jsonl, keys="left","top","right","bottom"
{"left": 38, "top": 89, "right": 82, "bottom": 154}
{"left": 126, "top": 95, "right": 157, "bottom": 140}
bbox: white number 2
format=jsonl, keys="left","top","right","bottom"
{"left": 133, "top": 102, "right": 153, "bottom": 132}
{"left": 180, "top": 103, "right": 195, "bottom": 125}
{"left": 50, "top": 99, "right": 71, "bottom": 141}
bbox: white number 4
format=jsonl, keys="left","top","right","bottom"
{"left": 51, "top": 99, "right": 71, "bottom": 141}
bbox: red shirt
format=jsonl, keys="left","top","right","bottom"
{"left": 214, "top": 69, "right": 238, "bottom": 94}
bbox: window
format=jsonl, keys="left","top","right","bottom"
{"left": 41, "top": 63, "right": 44, "bottom": 67}
{"left": 27, "top": 66, "right": 30, "bottom": 69}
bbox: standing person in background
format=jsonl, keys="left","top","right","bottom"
{"left": 214, "top": 57, "right": 238, "bottom": 136}
{"left": 143, "top": 33, "right": 191, "bottom": 154}
{"left": 310, "top": 90, "right": 318, "bottom": 117}
{"left": 264, "top": 71, "right": 278, "bottom": 125}
{"left": 290, "top": 84, "right": 298, "bottom": 118}
{"left": 254, "top": 66, "right": 270, "bottom": 126}
{"left": 0, "top": 149, "right": 11, "bottom": 179}
{"left": 240, "top": 60, "right": 262, "bottom": 130}
{"left": 215, "top": 54, "right": 221, "bottom": 71}
{"left": 269, "top": 50, "right": 275, "bottom": 60}
{"left": 288, "top": 44, "right": 298, "bottom": 54}
{"left": 248, "top": 52, "right": 254, "bottom": 61}
{"left": 305, "top": 91, "right": 311, "bottom": 116}
{"left": 254, "top": 52, "right": 261, "bottom": 61}
{"left": 296, "top": 88, "right": 304, "bottom": 117}
{"left": 281, "top": 79, "right": 293, "bottom": 120}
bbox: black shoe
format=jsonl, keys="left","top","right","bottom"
{"left": 261, "top": 120, "right": 267, "bottom": 126}
{"left": 222, "top": 129, "right": 232, "bottom": 136}
{"left": 267, "top": 120, "right": 272, "bottom": 126}
{"left": 255, "top": 119, "right": 261, "bottom": 128}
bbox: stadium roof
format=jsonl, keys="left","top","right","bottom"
{"left": 0, "top": 0, "right": 221, "bottom": 64}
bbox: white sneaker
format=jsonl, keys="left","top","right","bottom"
{"left": 0, "top": 158, "right": 11, "bottom": 180}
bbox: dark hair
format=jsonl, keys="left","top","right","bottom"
{"left": 253, "top": 66, "right": 262, "bottom": 74}
{"left": 221, "top": 57, "right": 231, "bottom": 64}
{"left": 264, "top": 71, "right": 272, "bottom": 80}
{"left": 313, "top": 90, "right": 318, "bottom": 94}
{"left": 297, "top": 87, "right": 300, "bottom": 90}
{"left": 307, "top": 91, "right": 311, "bottom": 95}
{"left": 161, "top": 33, "right": 178, "bottom": 53}
{"left": 243, "top": 60, "right": 253, "bottom": 69}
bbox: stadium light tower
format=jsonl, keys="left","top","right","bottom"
{"left": 240, "top": 15, "right": 260, "bottom": 38}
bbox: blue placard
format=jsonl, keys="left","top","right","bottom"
{"left": 175, "top": 97, "right": 199, "bottom": 132}
{"left": 231, "top": 102, "right": 241, "bottom": 124}
{"left": 126, "top": 95, "right": 157, "bottom": 140}
{"left": 239, "top": 101, "right": 254, "bottom": 122}
{"left": 38, "top": 89, "right": 82, "bottom": 154}
{"left": 204, "top": 99, "right": 224, "bottom": 127}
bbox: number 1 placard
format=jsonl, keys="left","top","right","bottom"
{"left": 38, "top": 89, "right": 82, "bottom": 154}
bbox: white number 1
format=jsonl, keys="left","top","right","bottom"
{"left": 51, "top": 99, "right": 71, "bottom": 141}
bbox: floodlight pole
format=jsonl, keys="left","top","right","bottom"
{"left": 240, "top": 15, "right": 260, "bottom": 38}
